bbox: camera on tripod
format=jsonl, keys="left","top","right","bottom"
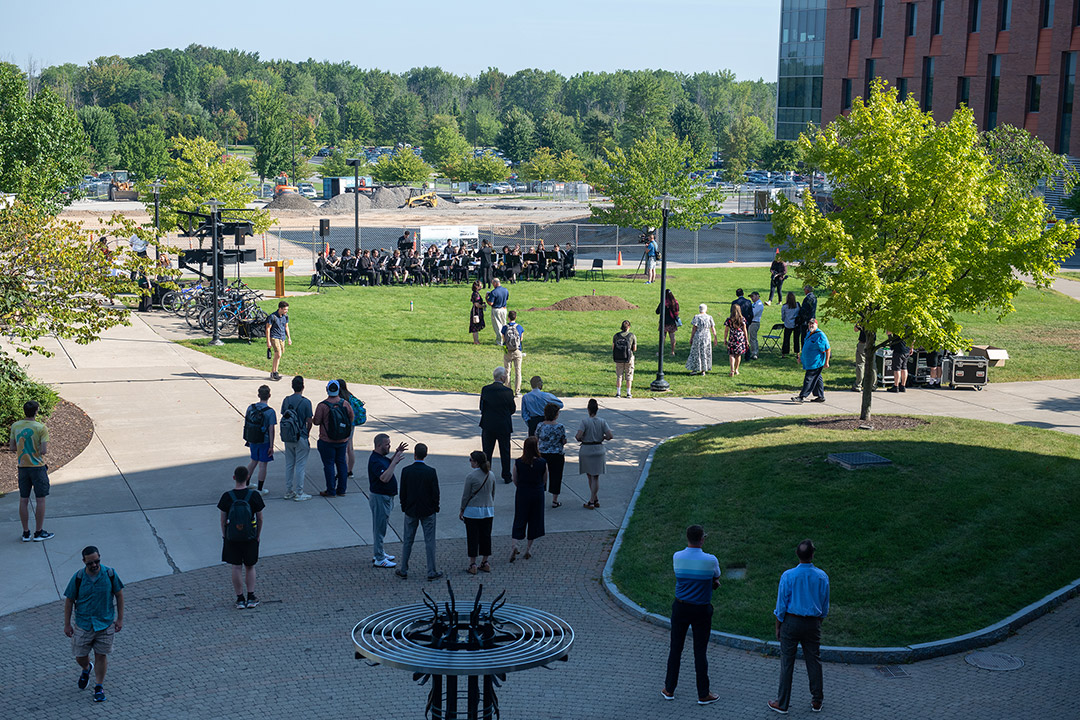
{"left": 638, "top": 228, "right": 656, "bottom": 244}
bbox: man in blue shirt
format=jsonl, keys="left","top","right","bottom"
{"left": 644, "top": 229, "right": 658, "bottom": 284}
{"left": 486, "top": 279, "right": 509, "bottom": 345}
{"left": 769, "top": 539, "right": 830, "bottom": 714}
{"left": 63, "top": 546, "right": 125, "bottom": 703}
{"left": 661, "top": 525, "right": 721, "bottom": 706}
{"left": 521, "top": 375, "right": 563, "bottom": 436}
{"left": 791, "top": 318, "right": 830, "bottom": 403}
{"left": 265, "top": 301, "right": 291, "bottom": 381}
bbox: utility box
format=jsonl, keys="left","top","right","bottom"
{"left": 969, "top": 345, "right": 1010, "bottom": 367}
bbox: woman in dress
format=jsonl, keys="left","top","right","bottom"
{"left": 535, "top": 403, "right": 567, "bottom": 508}
{"left": 469, "top": 280, "right": 486, "bottom": 344}
{"left": 460, "top": 450, "right": 496, "bottom": 574}
{"left": 576, "top": 398, "right": 614, "bottom": 509}
{"left": 510, "top": 436, "right": 548, "bottom": 562}
{"left": 780, "top": 291, "right": 799, "bottom": 357}
{"left": 685, "top": 303, "right": 717, "bottom": 375}
{"left": 656, "top": 289, "right": 681, "bottom": 356}
{"left": 724, "top": 304, "right": 748, "bottom": 377}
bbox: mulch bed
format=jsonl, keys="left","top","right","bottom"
{"left": 525, "top": 295, "right": 639, "bottom": 312}
{"left": 804, "top": 415, "right": 929, "bottom": 431}
{"left": 0, "top": 400, "right": 94, "bottom": 496}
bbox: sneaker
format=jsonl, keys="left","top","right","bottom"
{"left": 812, "top": 699, "right": 823, "bottom": 712}
{"left": 235, "top": 595, "right": 247, "bottom": 609}
{"left": 78, "top": 662, "right": 94, "bottom": 689}
{"left": 384, "top": 553, "right": 395, "bottom": 561}
{"left": 21, "top": 530, "right": 32, "bottom": 542}
{"left": 427, "top": 571, "right": 445, "bottom": 581}
{"left": 767, "top": 700, "right": 788, "bottom": 714}
{"left": 698, "top": 693, "right": 720, "bottom": 706}
{"left": 394, "top": 569, "right": 408, "bottom": 579}
{"left": 294, "top": 493, "right": 312, "bottom": 502}
{"left": 765, "top": 301, "right": 772, "bottom": 306}
{"left": 93, "top": 685, "right": 105, "bottom": 703}
{"left": 283, "top": 491, "right": 296, "bottom": 500}
{"left": 615, "top": 392, "right": 621, "bottom": 398}
{"left": 245, "top": 593, "right": 260, "bottom": 608}
{"left": 887, "top": 386, "right": 898, "bottom": 393}
{"left": 660, "top": 688, "right": 675, "bottom": 701}
{"left": 32, "top": 529, "right": 54, "bottom": 541}
{"left": 257, "top": 488, "right": 270, "bottom": 495}
{"left": 626, "top": 393, "right": 632, "bottom": 398}
{"left": 790, "top": 395, "right": 804, "bottom": 404}
{"left": 898, "top": 385, "right": 906, "bottom": 393}
{"left": 373, "top": 558, "right": 397, "bottom": 568}
{"left": 810, "top": 397, "right": 826, "bottom": 403}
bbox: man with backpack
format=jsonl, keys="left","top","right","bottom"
{"left": 501, "top": 310, "right": 525, "bottom": 396}
{"left": 63, "top": 545, "right": 125, "bottom": 703}
{"left": 244, "top": 385, "right": 276, "bottom": 496}
{"left": 280, "top": 376, "right": 313, "bottom": 502}
{"left": 218, "top": 466, "right": 264, "bottom": 609}
{"left": 613, "top": 320, "right": 637, "bottom": 398}
{"left": 312, "top": 380, "right": 353, "bottom": 497}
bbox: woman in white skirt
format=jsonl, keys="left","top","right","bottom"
{"left": 576, "top": 398, "right": 613, "bottom": 509}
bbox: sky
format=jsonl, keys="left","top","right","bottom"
{"left": 0, "top": 0, "right": 782, "bottom": 81}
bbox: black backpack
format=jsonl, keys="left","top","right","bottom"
{"left": 225, "top": 489, "right": 258, "bottom": 542}
{"left": 322, "top": 400, "right": 351, "bottom": 441}
{"left": 242, "top": 404, "right": 270, "bottom": 444}
{"left": 613, "top": 333, "right": 632, "bottom": 362}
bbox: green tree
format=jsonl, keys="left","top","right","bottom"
{"left": 721, "top": 112, "right": 771, "bottom": 179}
{"left": 319, "top": 143, "right": 370, "bottom": 178}
{"left": 670, "top": 100, "right": 712, "bottom": 161}
{"left": 619, "top": 74, "right": 671, "bottom": 148}
{"left": 317, "top": 104, "right": 341, "bottom": 146}
{"left": 461, "top": 153, "right": 508, "bottom": 184}
{"left": 590, "top": 130, "right": 725, "bottom": 232}
{"left": 381, "top": 93, "right": 425, "bottom": 146}
{"left": 79, "top": 105, "right": 120, "bottom": 169}
{"left": 214, "top": 109, "right": 247, "bottom": 146}
{"left": 370, "top": 150, "right": 432, "bottom": 183}
{"left": 495, "top": 107, "right": 536, "bottom": 164}
{"left": 770, "top": 82, "right": 1079, "bottom": 422}
{"left": 553, "top": 149, "right": 586, "bottom": 181}
{"left": 760, "top": 139, "right": 801, "bottom": 172}
{"left": 426, "top": 125, "right": 471, "bottom": 174}
{"left": 341, "top": 100, "right": 375, "bottom": 142}
{"left": 120, "top": 124, "right": 169, "bottom": 181}
{"left": 519, "top": 148, "right": 557, "bottom": 182}
{"left": 154, "top": 135, "right": 272, "bottom": 235}
{"left": 465, "top": 97, "right": 501, "bottom": 146}
{"left": 0, "top": 63, "right": 88, "bottom": 213}
{"left": 535, "top": 110, "right": 581, "bottom": 155}
{"left": 581, "top": 110, "right": 615, "bottom": 158}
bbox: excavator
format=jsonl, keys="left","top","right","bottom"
{"left": 274, "top": 173, "right": 299, "bottom": 197}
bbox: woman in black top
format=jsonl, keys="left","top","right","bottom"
{"left": 478, "top": 241, "right": 494, "bottom": 288}
{"left": 469, "top": 280, "right": 486, "bottom": 344}
{"left": 509, "top": 436, "right": 548, "bottom": 562}
{"left": 656, "top": 289, "right": 681, "bottom": 356}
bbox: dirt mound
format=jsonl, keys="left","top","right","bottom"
{"left": 526, "top": 295, "right": 639, "bottom": 312}
{"left": 318, "top": 186, "right": 416, "bottom": 214}
{"left": 804, "top": 416, "right": 929, "bottom": 431}
{"left": 322, "top": 191, "right": 372, "bottom": 214}
{"left": 264, "top": 193, "right": 318, "bottom": 214}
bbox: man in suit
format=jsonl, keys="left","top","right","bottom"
{"left": 395, "top": 443, "right": 442, "bottom": 581}
{"left": 479, "top": 366, "right": 516, "bottom": 484}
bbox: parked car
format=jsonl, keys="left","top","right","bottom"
{"left": 511, "top": 182, "right": 527, "bottom": 193}
{"left": 298, "top": 182, "right": 317, "bottom": 199}
{"left": 476, "top": 183, "right": 498, "bottom": 194}
{"left": 495, "top": 182, "right": 513, "bottom": 194}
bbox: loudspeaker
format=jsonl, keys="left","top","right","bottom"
{"left": 319, "top": 219, "right": 330, "bottom": 237}
{"left": 234, "top": 227, "right": 245, "bottom": 246}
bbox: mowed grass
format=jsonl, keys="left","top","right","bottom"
{"left": 610, "top": 416, "right": 1080, "bottom": 647}
{"left": 181, "top": 269, "right": 1080, "bottom": 396}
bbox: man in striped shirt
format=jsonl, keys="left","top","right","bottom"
{"left": 661, "top": 524, "right": 721, "bottom": 706}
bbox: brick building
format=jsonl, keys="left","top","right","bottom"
{"left": 777, "top": 0, "right": 1076, "bottom": 155}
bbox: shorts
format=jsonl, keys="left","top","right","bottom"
{"left": 72, "top": 624, "right": 115, "bottom": 657}
{"left": 249, "top": 442, "right": 273, "bottom": 463}
{"left": 646, "top": 256, "right": 656, "bottom": 271}
{"left": 615, "top": 358, "right": 635, "bottom": 382}
{"left": 270, "top": 338, "right": 285, "bottom": 356}
{"left": 891, "top": 347, "right": 909, "bottom": 372}
{"left": 18, "top": 466, "right": 50, "bottom": 498}
{"left": 222, "top": 539, "right": 260, "bottom": 566}
{"left": 926, "top": 351, "right": 943, "bottom": 368}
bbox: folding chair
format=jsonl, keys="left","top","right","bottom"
{"left": 760, "top": 323, "right": 784, "bottom": 353}
{"left": 584, "top": 257, "right": 605, "bottom": 280}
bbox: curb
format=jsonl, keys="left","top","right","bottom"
{"left": 600, "top": 432, "right": 1080, "bottom": 665}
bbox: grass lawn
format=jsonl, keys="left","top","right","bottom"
{"left": 1058, "top": 269, "right": 1080, "bottom": 281}
{"left": 610, "top": 416, "right": 1080, "bottom": 647}
{"left": 181, "top": 269, "right": 1080, "bottom": 396}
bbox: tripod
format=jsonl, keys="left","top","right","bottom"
{"left": 635, "top": 248, "right": 649, "bottom": 277}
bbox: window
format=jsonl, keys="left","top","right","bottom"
{"left": 1028, "top": 76, "right": 1043, "bottom": 112}
{"left": 923, "top": 58, "right": 935, "bottom": 111}
{"left": 907, "top": 2, "right": 919, "bottom": 35}
{"left": 842, "top": 78, "right": 853, "bottom": 110}
{"left": 957, "top": 77, "right": 971, "bottom": 108}
{"left": 1041, "top": 0, "right": 1055, "bottom": 28}
{"left": 932, "top": 0, "right": 946, "bottom": 34}
{"left": 1060, "top": 52, "right": 1076, "bottom": 154}
{"left": 851, "top": 7, "right": 861, "bottom": 39}
{"left": 999, "top": 0, "right": 1012, "bottom": 30}
{"left": 987, "top": 55, "right": 1001, "bottom": 129}
{"left": 866, "top": 59, "right": 877, "bottom": 100}
{"left": 970, "top": 0, "right": 982, "bottom": 32}
{"left": 874, "top": 0, "right": 885, "bottom": 38}
{"left": 898, "top": 77, "right": 909, "bottom": 99}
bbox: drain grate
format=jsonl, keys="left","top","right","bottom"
{"left": 873, "top": 665, "right": 910, "bottom": 679}
{"left": 827, "top": 451, "right": 893, "bottom": 470}
{"left": 965, "top": 651, "right": 1024, "bottom": 671}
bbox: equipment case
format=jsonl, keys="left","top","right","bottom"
{"left": 943, "top": 355, "right": 988, "bottom": 390}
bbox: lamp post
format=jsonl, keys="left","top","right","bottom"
{"left": 149, "top": 180, "right": 163, "bottom": 239}
{"left": 205, "top": 198, "right": 225, "bottom": 346}
{"left": 346, "top": 158, "right": 364, "bottom": 254}
{"left": 650, "top": 194, "right": 674, "bottom": 393}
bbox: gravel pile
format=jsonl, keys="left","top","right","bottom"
{"left": 264, "top": 194, "right": 318, "bottom": 214}
{"left": 525, "top": 296, "right": 639, "bottom": 312}
{"left": 370, "top": 186, "right": 414, "bottom": 209}
{"left": 318, "top": 186, "right": 416, "bottom": 214}
{"left": 322, "top": 191, "right": 372, "bottom": 214}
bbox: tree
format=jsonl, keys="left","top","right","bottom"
{"left": 341, "top": 100, "right": 375, "bottom": 143}
{"left": 760, "top": 139, "right": 801, "bottom": 172}
{"left": 590, "top": 130, "right": 725, "bottom": 232}
{"left": 519, "top": 148, "right": 557, "bottom": 182}
{"left": 771, "top": 82, "right": 1079, "bottom": 422}
{"left": 317, "top": 104, "right": 341, "bottom": 146}
{"left": 461, "top": 153, "right": 508, "bottom": 184}
{"left": 495, "top": 108, "right": 536, "bottom": 164}
{"left": 619, "top": 74, "right": 671, "bottom": 148}
{"left": 120, "top": 124, "right": 168, "bottom": 181}
{"left": 154, "top": 135, "right": 273, "bottom": 236}
{"left": 381, "top": 93, "right": 425, "bottom": 146}
{"left": 581, "top": 110, "right": 615, "bottom": 158}
{"left": 670, "top": 100, "right": 712, "bottom": 161}
{"left": 465, "top": 97, "right": 501, "bottom": 146}
{"left": 426, "top": 125, "right": 471, "bottom": 174}
{"left": 370, "top": 149, "right": 432, "bottom": 183}
{"left": 553, "top": 149, "right": 586, "bottom": 181}
{"left": 0, "top": 63, "right": 88, "bottom": 213}
{"left": 721, "top": 112, "right": 771, "bottom": 178}
{"left": 319, "top": 143, "right": 370, "bottom": 178}
{"left": 79, "top": 106, "right": 120, "bottom": 169}
{"left": 214, "top": 108, "right": 248, "bottom": 146}
{"left": 535, "top": 110, "right": 581, "bottom": 155}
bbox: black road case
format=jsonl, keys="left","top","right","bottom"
{"left": 943, "top": 355, "right": 988, "bottom": 390}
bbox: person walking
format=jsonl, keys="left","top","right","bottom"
{"left": 479, "top": 366, "right": 516, "bottom": 484}
{"left": 312, "top": 380, "right": 354, "bottom": 497}
{"left": 576, "top": 399, "right": 613, "bottom": 509}
{"left": 780, "top": 292, "right": 799, "bottom": 357}
{"left": 265, "top": 300, "right": 291, "bottom": 381}
{"left": 536, "top": 403, "right": 567, "bottom": 508}
{"left": 685, "top": 303, "right": 717, "bottom": 376}
{"left": 767, "top": 250, "right": 787, "bottom": 305}
{"left": 723, "top": 304, "right": 748, "bottom": 377}
{"left": 747, "top": 291, "right": 764, "bottom": 359}
{"left": 280, "top": 376, "right": 313, "bottom": 501}
{"left": 793, "top": 285, "right": 817, "bottom": 355}
{"left": 461, "top": 451, "right": 496, "bottom": 575}
{"left": 11, "top": 400, "right": 54, "bottom": 542}
{"left": 469, "top": 280, "right": 486, "bottom": 344}
{"left": 660, "top": 524, "right": 721, "bottom": 706}
{"left": 791, "top": 318, "right": 831, "bottom": 404}
{"left": 501, "top": 310, "right": 526, "bottom": 396}
{"left": 887, "top": 330, "right": 910, "bottom": 393}
{"left": 853, "top": 325, "right": 877, "bottom": 392}
{"left": 396, "top": 443, "right": 442, "bottom": 581}
{"left": 612, "top": 319, "right": 637, "bottom": 398}
{"left": 656, "top": 289, "right": 681, "bottom": 356}
{"left": 521, "top": 375, "right": 563, "bottom": 437}
{"left": 218, "top": 466, "right": 264, "bottom": 609}
{"left": 509, "top": 436, "right": 548, "bottom": 563}
{"left": 63, "top": 545, "right": 125, "bottom": 703}
{"left": 768, "top": 539, "right": 830, "bottom": 715}
{"left": 368, "top": 433, "right": 408, "bottom": 568}
{"left": 486, "top": 278, "right": 509, "bottom": 345}
{"left": 243, "top": 385, "right": 276, "bottom": 496}
{"left": 644, "top": 229, "right": 659, "bottom": 284}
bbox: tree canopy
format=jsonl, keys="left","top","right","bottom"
{"left": 370, "top": 150, "right": 432, "bottom": 183}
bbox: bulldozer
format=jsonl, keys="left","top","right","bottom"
{"left": 403, "top": 190, "right": 438, "bottom": 209}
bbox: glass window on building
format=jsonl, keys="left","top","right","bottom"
{"left": 932, "top": 0, "right": 946, "bottom": 34}
{"left": 777, "top": 0, "right": 827, "bottom": 141}
{"left": 852, "top": 7, "right": 861, "bottom": 39}
{"left": 999, "top": 0, "right": 1012, "bottom": 31}
{"left": 907, "top": 2, "right": 919, "bottom": 36}
{"left": 957, "top": 76, "right": 971, "bottom": 108}
{"left": 898, "top": 77, "right": 909, "bottom": 99}
{"left": 1041, "top": 0, "right": 1055, "bottom": 28}
{"left": 923, "top": 58, "right": 935, "bottom": 111}
{"left": 987, "top": 55, "right": 1001, "bottom": 129}
{"left": 874, "top": 0, "right": 885, "bottom": 38}
{"left": 843, "top": 78, "right": 853, "bottom": 110}
{"left": 970, "top": 0, "right": 982, "bottom": 32}
{"left": 1060, "top": 53, "right": 1076, "bottom": 154}
{"left": 866, "top": 58, "right": 877, "bottom": 100}
{"left": 1028, "top": 76, "right": 1042, "bottom": 113}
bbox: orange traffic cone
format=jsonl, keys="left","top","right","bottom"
{"left": 617, "top": 250, "right": 622, "bottom": 266}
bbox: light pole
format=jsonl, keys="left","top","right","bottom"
{"left": 650, "top": 194, "right": 674, "bottom": 393}
{"left": 149, "top": 180, "right": 163, "bottom": 239}
{"left": 346, "top": 158, "right": 363, "bottom": 254}
{"left": 205, "top": 198, "right": 225, "bottom": 346}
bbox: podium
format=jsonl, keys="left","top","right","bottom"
{"left": 264, "top": 259, "right": 294, "bottom": 298}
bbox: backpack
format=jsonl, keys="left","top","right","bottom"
{"left": 225, "top": 489, "right": 258, "bottom": 542}
{"left": 279, "top": 407, "right": 301, "bottom": 443}
{"left": 504, "top": 323, "right": 521, "bottom": 352}
{"left": 348, "top": 395, "right": 367, "bottom": 426}
{"left": 613, "top": 333, "right": 632, "bottom": 362}
{"left": 242, "top": 404, "right": 270, "bottom": 444}
{"left": 322, "top": 400, "right": 352, "bottom": 441}
{"left": 73, "top": 568, "right": 116, "bottom": 607}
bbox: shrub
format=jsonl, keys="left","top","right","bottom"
{"left": 0, "top": 356, "right": 58, "bottom": 443}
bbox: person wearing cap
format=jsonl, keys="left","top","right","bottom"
{"left": 312, "top": 380, "right": 354, "bottom": 497}
{"left": 644, "top": 229, "right": 659, "bottom": 284}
